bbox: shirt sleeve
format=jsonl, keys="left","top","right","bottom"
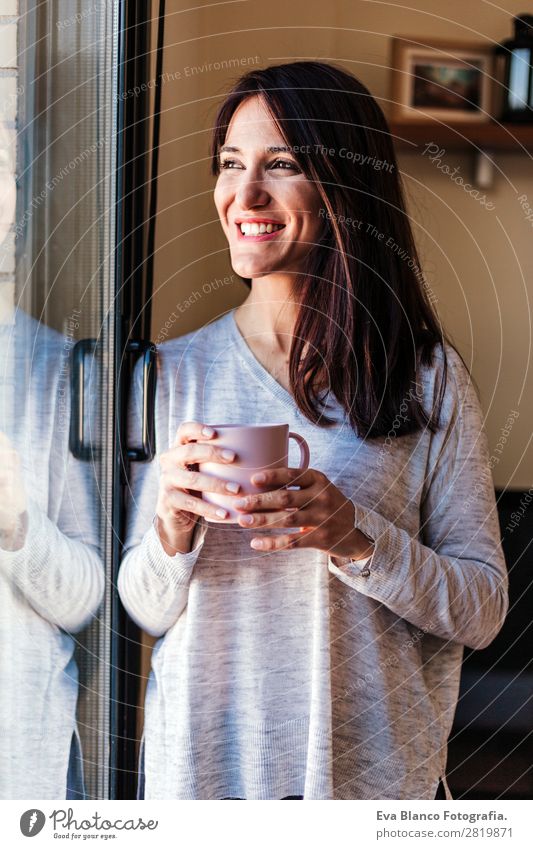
{"left": 118, "top": 516, "right": 207, "bottom": 637}
{"left": 0, "top": 453, "right": 105, "bottom": 633}
{"left": 330, "top": 550, "right": 374, "bottom": 573}
{"left": 117, "top": 351, "right": 208, "bottom": 637}
{"left": 328, "top": 347, "right": 508, "bottom": 650}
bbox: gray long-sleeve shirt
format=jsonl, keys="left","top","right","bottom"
{"left": 119, "top": 308, "right": 508, "bottom": 800}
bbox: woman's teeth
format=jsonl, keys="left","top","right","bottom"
{"left": 239, "top": 222, "right": 285, "bottom": 236}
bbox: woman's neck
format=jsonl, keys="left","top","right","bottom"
{"left": 233, "top": 275, "right": 327, "bottom": 394}
{"left": 234, "top": 276, "right": 299, "bottom": 357}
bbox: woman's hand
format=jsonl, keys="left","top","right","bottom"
{"left": 156, "top": 421, "right": 241, "bottom": 555}
{"left": 233, "top": 466, "right": 374, "bottom": 558}
{"left": 0, "top": 432, "right": 28, "bottom": 551}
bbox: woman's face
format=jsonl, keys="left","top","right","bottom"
{"left": 214, "top": 96, "right": 324, "bottom": 281}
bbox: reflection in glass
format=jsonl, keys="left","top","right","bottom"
{"left": 7, "top": 0, "right": 120, "bottom": 799}
{"left": 0, "top": 127, "right": 104, "bottom": 798}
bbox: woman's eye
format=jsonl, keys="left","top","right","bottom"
{"left": 270, "top": 159, "right": 301, "bottom": 172}
{"left": 219, "top": 159, "right": 242, "bottom": 170}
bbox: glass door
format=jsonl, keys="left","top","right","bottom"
{"left": 0, "top": 0, "right": 120, "bottom": 799}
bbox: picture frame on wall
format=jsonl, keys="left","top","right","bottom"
{"left": 390, "top": 37, "right": 494, "bottom": 122}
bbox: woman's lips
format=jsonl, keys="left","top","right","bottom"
{"left": 235, "top": 219, "right": 285, "bottom": 242}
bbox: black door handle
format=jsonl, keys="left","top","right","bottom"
{"left": 69, "top": 338, "right": 99, "bottom": 461}
{"left": 70, "top": 338, "right": 157, "bottom": 462}
{"left": 125, "top": 340, "right": 157, "bottom": 461}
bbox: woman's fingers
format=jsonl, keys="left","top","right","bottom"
{"left": 233, "top": 484, "right": 314, "bottom": 513}
{"left": 183, "top": 440, "right": 236, "bottom": 465}
{"left": 249, "top": 528, "right": 315, "bottom": 551}
{"left": 236, "top": 507, "right": 308, "bottom": 529}
{"left": 163, "top": 466, "right": 241, "bottom": 496}
{"left": 161, "top": 440, "right": 236, "bottom": 471}
{"left": 176, "top": 420, "right": 217, "bottom": 444}
{"left": 166, "top": 488, "right": 230, "bottom": 522}
{"left": 250, "top": 466, "right": 315, "bottom": 489}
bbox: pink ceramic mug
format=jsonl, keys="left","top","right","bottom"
{"left": 198, "top": 422, "right": 310, "bottom": 523}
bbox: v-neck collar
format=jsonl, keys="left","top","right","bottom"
{"left": 225, "top": 308, "right": 337, "bottom": 419}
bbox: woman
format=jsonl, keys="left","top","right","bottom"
{"left": 119, "top": 61, "right": 508, "bottom": 800}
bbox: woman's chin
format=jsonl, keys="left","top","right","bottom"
{"left": 230, "top": 260, "right": 277, "bottom": 279}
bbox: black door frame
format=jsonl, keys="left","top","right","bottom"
{"left": 111, "top": 0, "right": 163, "bottom": 800}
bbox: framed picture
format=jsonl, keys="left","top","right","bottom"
{"left": 390, "top": 37, "right": 494, "bottom": 122}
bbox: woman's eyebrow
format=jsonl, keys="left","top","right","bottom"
{"left": 219, "top": 144, "right": 292, "bottom": 154}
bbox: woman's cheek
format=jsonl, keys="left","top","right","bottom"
{"left": 213, "top": 186, "right": 228, "bottom": 219}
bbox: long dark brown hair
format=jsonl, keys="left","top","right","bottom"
{"left": 211, "top": 61, "right": 449, "bottom": 438}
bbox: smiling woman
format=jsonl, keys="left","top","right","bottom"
{"left": 118, "top": 60, "right": 508, "bottom": 801}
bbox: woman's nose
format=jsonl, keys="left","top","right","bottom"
{"left": 234, "top": 171, "right": 270, "bottom": 209}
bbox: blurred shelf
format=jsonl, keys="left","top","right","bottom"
{"left": 389, "top": 120, "right": 533, "bottom": 153}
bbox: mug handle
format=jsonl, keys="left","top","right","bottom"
{"left": 289, "top": 431, "right": 310, "bottom": 471}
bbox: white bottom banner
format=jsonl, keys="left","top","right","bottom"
{"left": 2, "top": 799, "right": 530, "bottom": 848}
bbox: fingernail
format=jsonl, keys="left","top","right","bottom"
{"left": 240, "top": 514, "right": 254, "bottom": 525}
{"left": 252, "top": 472, "right": 266, "bottom": 484}
{"left": 202, "top": 426, "right": 215, "bottom": 437}
{"left": 216, "top": 508, "right": 228, "bottom": 518}
{"left": 234, "top": 498, "right": 247, "bottom": 508}
{"left": 251, "top": 538, "right": 263, "bottom": 549}
{"left": 225, "top": 481, "right": 240, "bottom": 493}
{"left": 222, "top": 449, "right": 235, "bottom": 461}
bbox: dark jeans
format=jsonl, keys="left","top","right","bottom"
{"left": 223, "top": 795, "right": 304, "bottom": 799}
{"left": 434, "top": 779, "right": 447, "bottom": 799}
